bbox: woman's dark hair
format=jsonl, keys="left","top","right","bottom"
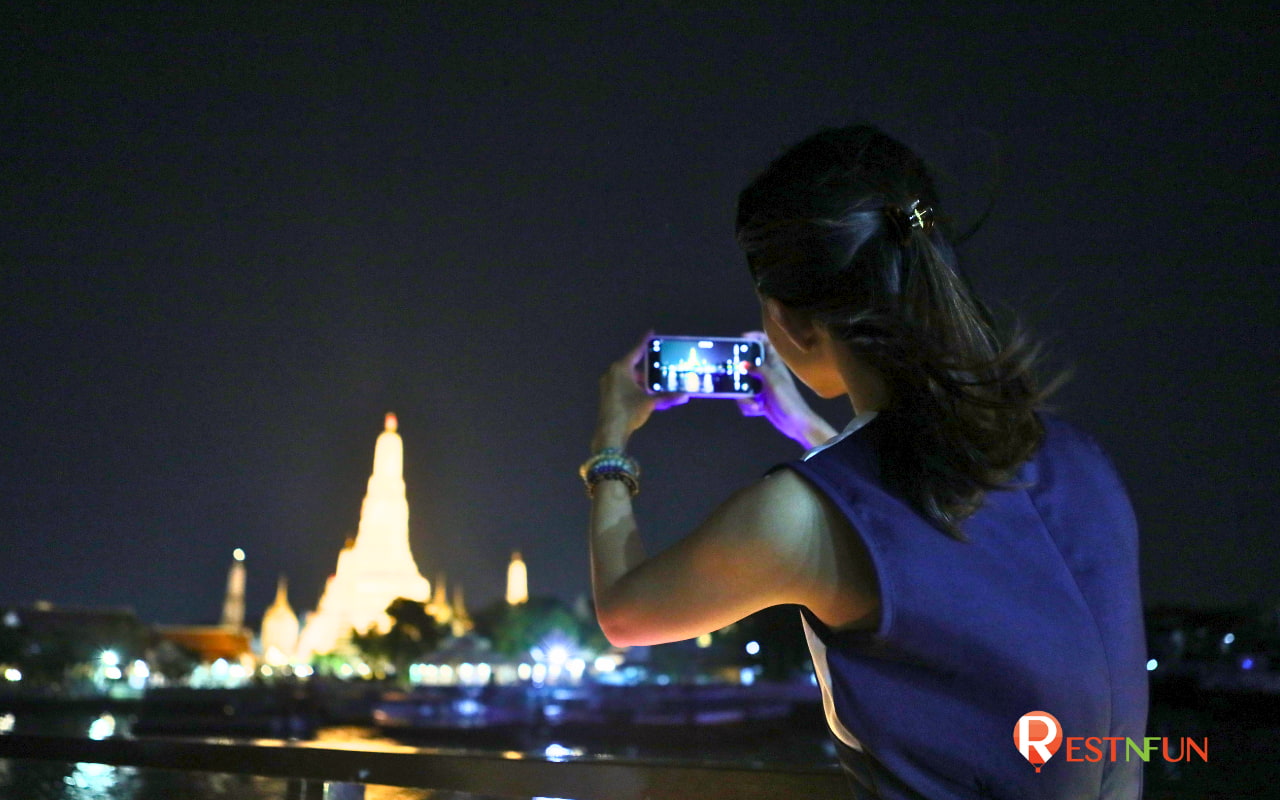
{"left": 736, "top": 125, "right": 1049, "bottom": 539}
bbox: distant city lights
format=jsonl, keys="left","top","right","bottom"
{"left": 592, "top": 656, "right": 616, "bottom": 674}
{"left": 88, "top": 713, "right": 116, "bottom": 740}
{"left": 546, "top": 645, "right": 569, "bottom": 666}
{"left": 543, "top": 743, "right": 582, "bottom": 761}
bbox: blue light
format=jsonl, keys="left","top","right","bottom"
{"left": 544, "top": 744, "right": 580, "bottom": 761}
{"left": 1145, "top": 658, "right": 1158, "bottom": 671}
{"left": 1242, "top": 658, "right": 1255, "bottom": 671}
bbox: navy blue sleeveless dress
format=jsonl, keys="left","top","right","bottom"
{"left": 776, "top": 412, "right": 1147, "bottom": 799}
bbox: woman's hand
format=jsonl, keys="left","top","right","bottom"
{"left": 592, "top": 332, "right": 689, "bottom": 452}
{"left": 736, "top": 331, "right": 837, "bottom": 449}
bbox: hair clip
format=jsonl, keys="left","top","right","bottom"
{"left": 906, "top": 199, "right": 933, "bottom": 231}
{"left": 884, "top": 199, "right": 934, "bottom": 245}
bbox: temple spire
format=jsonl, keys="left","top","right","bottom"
{"left": 506, "top": 550, "right": 528, "bottom": 606}
{"left": 295, "top": 414, "right": 430, "bottom": 658}
{"left": 220, "top": 549, "right": 246, "bottom": 630}
{"left": 261, "top": 574, "right": 299, "bottom": 666}
{"left": 273, "top": 575, "right": 289, "bottom": 605}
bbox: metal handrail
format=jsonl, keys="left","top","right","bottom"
{"left": 0, "top": 733, "right": 847, "bottom": 800}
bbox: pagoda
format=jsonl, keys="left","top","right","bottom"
{"left": 260, "top": 576, "right": 299, "bottom": 666}
{"left": 295, "top": 413, "right": 431, "bottom": 657}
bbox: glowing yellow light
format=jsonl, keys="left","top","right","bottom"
{"left": 506, "top": 551, "right": 528, "bottom": 606}
{"left": 261, "top": 577, "right": 299, "bottom": 664}
{"left": 517, "top": 663, "right": 532, "bottom": 681}
{"left": 695, "top": 633, "right": 712, "bottom": 648}
{"left": 3, "top": 668, "right": 21, "bottom": 682}
{"left": 233, "top": 548, "right": 245, "bottom": 562}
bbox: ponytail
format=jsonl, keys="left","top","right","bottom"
{"left": 737, "top": 125, "right": 1054, "bottom": 538}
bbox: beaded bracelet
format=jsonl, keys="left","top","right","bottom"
{"left": 579, "top": 447, "right": 641, "bottom": 498}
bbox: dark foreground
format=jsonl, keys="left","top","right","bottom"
{"left": 0, "top": 694, "right": 1276, "bottom": 799}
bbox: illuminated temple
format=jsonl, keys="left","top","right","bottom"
{"left": 295, "top": 413, "right": 431, "bottom": 658}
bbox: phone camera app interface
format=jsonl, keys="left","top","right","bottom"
{"left": 649, "top": 339, "right": 761, "bottom": 395}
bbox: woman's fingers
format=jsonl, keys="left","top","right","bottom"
{"left": 623, "top": 330, "right": 655, "bottom": 372}
{"left": 654, "top": 392, "right": 691, "bottom": 411}
{"left": 737, "top": 396, "right": 765, "bottom": 417}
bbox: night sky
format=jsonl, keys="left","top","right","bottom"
{"left": 3, "top": 4, "right": 1276, "bottom": 628}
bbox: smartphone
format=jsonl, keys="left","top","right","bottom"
{"left": 645, "top": 336, "right": 764, "bottom": 397}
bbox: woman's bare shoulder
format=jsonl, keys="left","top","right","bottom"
{"left": 746, "top": 466, "right": 880, "bottom": 631}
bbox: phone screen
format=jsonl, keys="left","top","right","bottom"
{"left": 646, "top": 336, "right": 763, "bottom": 397}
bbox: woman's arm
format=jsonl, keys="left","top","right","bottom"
{"left": 591, "top": 467, "right": 851, "bottom": 646}
{"left": 587, "top": 334, "right": 876, "bottom": 646}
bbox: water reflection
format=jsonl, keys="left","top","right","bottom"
{"left": 64, "top": 760, "right": 131, "bottom": 796}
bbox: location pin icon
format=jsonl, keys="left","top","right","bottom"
{"left": 1014, "top": 711, "right": 1063, "bottom": 773}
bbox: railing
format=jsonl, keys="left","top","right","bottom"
{"left": 0, "top": 733, "right": 847, "bottom": 799}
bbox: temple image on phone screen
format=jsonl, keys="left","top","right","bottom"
{"left": 649, "top": 339, "right": 760, "bottom": 395}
